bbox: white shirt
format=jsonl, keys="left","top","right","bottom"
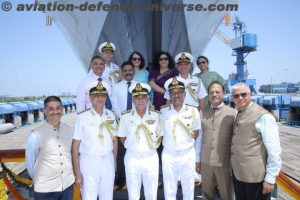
{"left": 256, "top": 113, "right": 282, "bottom": 184}
{"left": 26, "top": 133, "right": 39, "bottom": 178}
{"left": 73, "top": 108, "right": 118, "bottom": 156}
{"left": 164, "top": 74, "right": 207, "bottom": 107}
{"left": 103, "top": 63, "right": 120, "bottom": 85}
{"left": 118, "top": 109, "right": 162, "bottom": 154}
{"left": 111, "top": 80, "right": 137, "bottom": 118}
{"left": 161, "top": 104, "right": 202, "bottom": 162}
{"left": 76, "top": 71, "right": 111, "bottom": 113}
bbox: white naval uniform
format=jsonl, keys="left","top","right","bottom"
{"left": 118, "top": 109, "right": 162, "bottom": 200}
{"left": 111, "top": 80, "right": 137, "bottom": 118}
{"left": 161, "top": 104, "right": 202, "bottom": 200}
{"left": 164, "top": 74, "right": 207, "bottom": 107}
{"left": 76, "top": 71, "right": 112, "bottom": 113}
{"left": 103, "top": 63, "right": 121, "bottom": 85}
{"left": 73, "top": 108, "right": 118, "bottom": 200}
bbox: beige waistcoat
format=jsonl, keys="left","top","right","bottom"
{"left": 231, "top": 102, "right": 268, "bottom": 183}
{"left": 33, "top": 122, "right": 74, "bottom": 192}
{"left": 201, "top": 105, "right": 236, "bottom": 167}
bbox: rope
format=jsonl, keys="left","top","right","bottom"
{"left": 135, "top": 124, "right": 161, "bottom": 149}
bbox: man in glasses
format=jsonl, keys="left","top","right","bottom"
{"left": 200, "top": 81, "right": 236, "bottom": 200}
{"left": 118, "top": 83, "right": 162, "bottom": 200}
{"left": 161, "top": 77, "right": 202, "bottom": 200}
{"left": 231, "top": 83, "right": 281, "bottom": 200}
{"left": 164, "top": 52, "right": 207, "bottom": 110}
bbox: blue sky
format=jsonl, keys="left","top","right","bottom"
{"left": 0, "top": 0, "right": 299, "bottom": 96}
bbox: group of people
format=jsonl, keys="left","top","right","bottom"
{"left": 25, "top": 41, "right": 282, "bottom": 200}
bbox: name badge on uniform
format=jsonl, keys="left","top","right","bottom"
{"left": 106, "top": 119, "right": 114, "bottom": 124}
{"left": 146, "top": 119, "right": 156, "bottom": 125}
{"left": 190, "top": 83, "right": 198, "bottom": 87}
{"left": 183, "top": 115, "right": 193, "bottom": 119}
{"left": 87, "top": 123, "right": 97, "bottom": 126}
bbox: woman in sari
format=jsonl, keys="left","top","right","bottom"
{"left": 149, "top": 52, "right": 178, "bottom": 110}
{"left": 194, "top": 55, "right": 226, "bottom": 107}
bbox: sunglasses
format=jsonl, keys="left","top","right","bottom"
{"left": 197, "top": 61, "right": 207, "bottom": 65}
{"left": 159, "top": 57, "right": 169, "bottom": 61}
{"left": 132, "top": 57, "right": 141, "bottom": 61}
{"left": 233, "top": 93, "right": 248, "bottom": 99}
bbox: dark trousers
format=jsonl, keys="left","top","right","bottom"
{"left": 233, "top": 173, "right": 271, "bottom": 200}
{"left": 116, "top": 141, "right": 126, "bottom": 185}
{"left": 33, "top": 184, "right": 73, "bottom": 200}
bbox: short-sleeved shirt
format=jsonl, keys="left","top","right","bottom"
{"left": 103, "top": 63, "right": 120, "bottom": 85}
{"left": 73, "top": 108, "right": 117, "bottom": 156}
{"left": 164, "top": 74, "right": 207, "bottom": 107}
{"left": 118, "top": 109, "right": 162, "bottom": 154}
{"left": 149, "top": 69, "right": 179, "bottom": 110}
{"left": 161, "top": 104, "right": 201, "bottom": 153}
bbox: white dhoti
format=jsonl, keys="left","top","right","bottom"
{"left": 79, "top": 152, "right": 115, "bottom": 200}
{"left": 162, "top": 147, "right": 195, "bottom": 200}
{"left": 124, "top": 151, "right": 159, "bottom": 200}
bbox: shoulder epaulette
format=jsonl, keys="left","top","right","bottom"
{"left": 121, "top": 109, "right": 132, "bottom": 115}
{"left": 150, "top": 109, "right": 160, "bottom": 114}
{"left": 160, "top": 104, "right": 168, "bottom": 109}
{"left": 77, "top": 108, "right": 90, "bottom": 115}
{"left": 186, "top": 104, "right": 198, "bottom": 109}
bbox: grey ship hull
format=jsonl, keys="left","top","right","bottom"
{"left": 44, "top": 0, "right": 234, "bottom": 70}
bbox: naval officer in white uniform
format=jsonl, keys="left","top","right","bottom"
{"left": 72, "top": 80, "right": 118, "bottom": 200}
{"left": 164, "top": 52, "right": 207, "bottom": 110}
{"left": 99, "top": 42, "right": 121, "bottom": 85}
{"left": 118, "top": 83, "right": 162, "bottom": 200}
{"left": 161, "top": 77, "right": 202, "bottom": 200}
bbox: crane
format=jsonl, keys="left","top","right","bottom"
{"left": 214, "top": 16, "right": 257, "bottom": 93}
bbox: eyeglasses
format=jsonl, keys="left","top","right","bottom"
{"left": 197, "top": 61, "right": 206, "bottom": 65}
{"left": 132, "top": 57, "right": 141, "bottom": 61}
{"left": 233, "top": 93, "right": 248, "bottom": 99}
{"left": 159, "top": 57, "right": 169, "bottom": 61}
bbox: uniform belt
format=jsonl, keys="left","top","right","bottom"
{"left": 163, "top": 146, "right": 193, "bottom": 156}
{"left": 126, "top": 150, "right": 157, "bottom": 158}
{"left": 80, "top": 152, "right": 112, "bottom": 159}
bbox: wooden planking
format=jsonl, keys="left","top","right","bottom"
{"left": 278, "top": 123, "right": 300, "bottom": 182}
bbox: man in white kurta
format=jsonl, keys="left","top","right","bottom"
{"left": 118, "top": 83, "right": 162, "bottom": 200}
{"left": 161, "top": 77, "right": 202, "bottom": 200}
{"left": 72, "top": 80, "right": 118, "bottom": 200}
